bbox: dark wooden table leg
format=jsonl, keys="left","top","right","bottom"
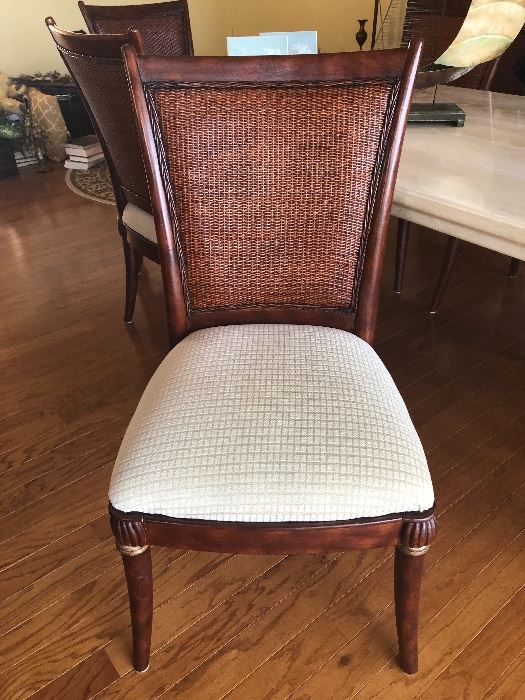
{"left": 430, "top": 236, "right": 461, "bottom": 314}
{"left": 394, "top": 544, "right": 428, "bottom": 674}
{"left": 509, "top": 258, "right": 520, "bottom": 278}
{"left": 394, "top": 218, "right": 410, "bottom": 294}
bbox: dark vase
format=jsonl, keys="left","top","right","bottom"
{"left": 356, "top": 18, "right": 368, "bottom": 50}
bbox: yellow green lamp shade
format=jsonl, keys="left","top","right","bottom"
{"left": 437, "top": 0, "right": 525, "bottom": 67}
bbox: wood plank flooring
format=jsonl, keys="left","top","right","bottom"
{"left": 0, "top": 166, "right": 524, "bottom": 699}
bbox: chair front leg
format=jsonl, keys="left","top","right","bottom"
{"left": 394, "top": 544, "right": 427, "bottom": 673}
{"left": 394, "top": 516, "right": 437, "bottom": 674}
{"left": 111, "top": 516, "right": 153, "bottom": 672}
{"left": 122, "top": 547, "right": 153, "bottom": 672}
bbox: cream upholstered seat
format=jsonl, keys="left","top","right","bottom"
{"left": 122, "top": 203, "right": 157, "bottom": 243}
{"left": 110, "top": 324, "right": 434, "bottom": 523}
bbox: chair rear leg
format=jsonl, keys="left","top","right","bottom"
{"left": 394, "top": 218, "right": 410, "bottom": 294}
{"left": 122, "top": 547, "right": 153, "bottom": 672}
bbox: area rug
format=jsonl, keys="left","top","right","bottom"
{"left": 65, "top": 160, "right": 115, "bottom": 205}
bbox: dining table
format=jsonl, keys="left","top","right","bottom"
{"left": 393, "top": 84, "right": 525, "bottom": 263}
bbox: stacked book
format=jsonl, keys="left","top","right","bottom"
{"left": 64, "top": 135, "right": 104, "bottom": 170}
{"left": 14, "top": 151, "right": 40, "bottom": 168}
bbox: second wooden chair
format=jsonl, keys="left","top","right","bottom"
{"left": 79, "top": 0, "right": 193, "bottom": 56}
{"left": 47, "top": 19, "right": 158, "bottom": 323}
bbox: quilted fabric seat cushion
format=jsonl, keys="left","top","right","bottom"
{"left": 109, "top": 324, "right": 434, "bottom": 522}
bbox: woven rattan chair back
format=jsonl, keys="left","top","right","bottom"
{"left": 124, "top": 47, "right": 422, "bottom": 346}
{"left": 79, "top": 0, "right": 193, "bottom": 57}
{"left": 46, "top": 20, "right": 149, "bottom": 212}
{"left": 401, "top": 0, "right": 498, "bottom": 89}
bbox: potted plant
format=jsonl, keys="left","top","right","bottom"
{"left": 0, "top": 106, "right": 24, "bottom": 178}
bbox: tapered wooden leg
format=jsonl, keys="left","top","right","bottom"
{"left": 122, "top": 547, "right": 153, "bottom": 672}
{"left": 430, "top": 236, "right": 461, "bottom": 314}
{"left": 394, "top": 544, "right": 428, "bottom": 674}
{"left": 508, "top": 258, "right": 519, "bottom": 278}
{"left": 122, "top": 239, "right": 143, "bottom": 325}
{"left": 394, "top": 218, "right": 410, "bottom": 293}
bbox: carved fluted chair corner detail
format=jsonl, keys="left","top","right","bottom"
{"left": 108, "top": 40, "right": 437, "bottom": 675}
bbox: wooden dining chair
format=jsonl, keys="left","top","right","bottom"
{"left": 110, "top": 40, "right": 437, "bottom": 675}
{"left": 394, "top": 0, "right": 518, "bottom": 311}
{"left": 46, "top": 19, "right": 160, "bottom": 323}
{"left": 79, "top": 0, "right": 193, "bottom": 56}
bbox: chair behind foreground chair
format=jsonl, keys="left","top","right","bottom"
{"left": 79, "top": 0, "right": 193, "bottom": 56}
{"left": 46, "top": 19, "right": 159, "bottom": 323}
{"left": 107, "top": 41, "right": 438, "bottom": 677}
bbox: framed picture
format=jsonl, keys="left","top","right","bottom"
{"left": 227, "top": 34, "right": 289, "bottom": 56}
{"left": 260, "top": 31, "right": 318, "bottom": 55}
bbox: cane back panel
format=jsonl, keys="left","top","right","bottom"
{"left": 145, "top": 78, "right": 400, "bottom": 316}
{"left": 83, "top": 1, "right": 193, "bottom": 57}
{"left": 57, "top": 47, "right": 150, "bottom": 203}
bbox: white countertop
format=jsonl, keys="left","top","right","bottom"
{"left": 393, "top": 85, "right": 525, "bottom": 260}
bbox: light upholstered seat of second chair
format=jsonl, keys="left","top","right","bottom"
{"left": 109, "top": 324, "right": 434, "bottom": 523}
{"left": 122, "top": 203, "right": 157, "bottom": 243}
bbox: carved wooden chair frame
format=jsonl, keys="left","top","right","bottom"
{"left": 113, "top": 40, "right": 437, "bottom": 675}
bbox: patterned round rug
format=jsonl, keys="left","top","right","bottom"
{"left": 65, "top": 160, "right": 115, "bottom": 205}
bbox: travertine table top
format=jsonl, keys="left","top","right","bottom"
{"left": 393, "top": 85, "right": 525, "bottom": 260}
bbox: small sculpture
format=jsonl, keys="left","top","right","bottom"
{"left": 437, "top": 0, "right": 525, "bottom": 68}
{"left": 356, "top": 19, "right": 368, "bottom": 50}
{"left": 0, "top": 72, "right": 27, "bottom": 115}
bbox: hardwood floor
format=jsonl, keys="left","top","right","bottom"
{"left": 0, "top": 166, "right": 524, "bottom": 699}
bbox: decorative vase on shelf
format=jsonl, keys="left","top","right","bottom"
{"left": 356, "top": 19, "right": 368, "bottom": 50}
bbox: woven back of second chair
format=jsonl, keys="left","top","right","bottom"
{"left": 80, "top": 0, "right": 193, "bottom": 56}
{"left": 146, "top": 76, "right": 398, "bottom": 316}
